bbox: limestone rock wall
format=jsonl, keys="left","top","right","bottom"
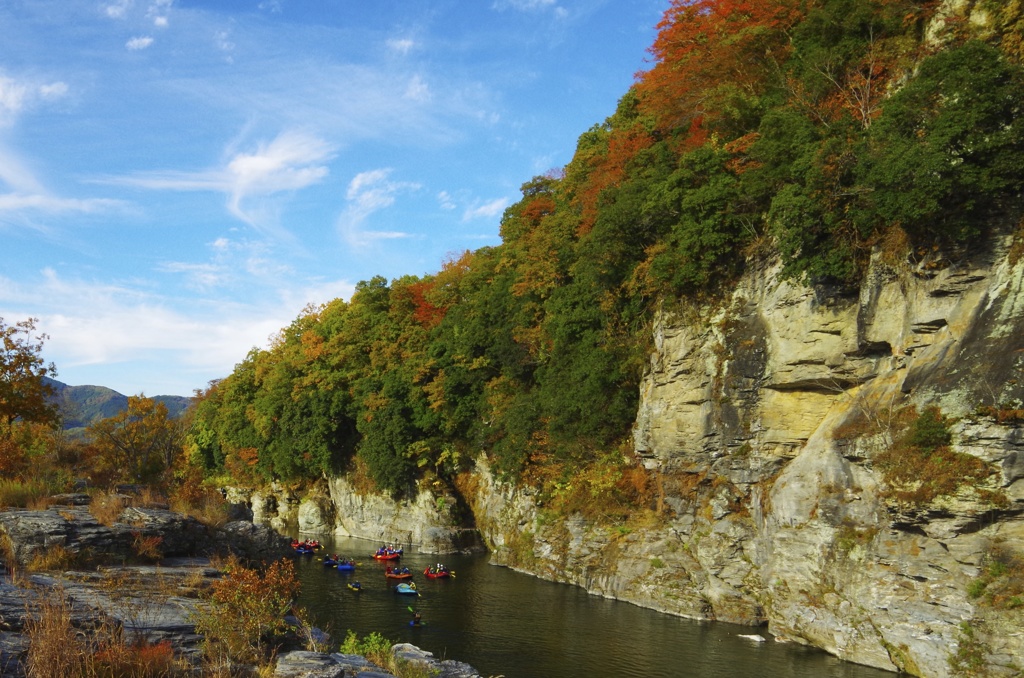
{"left": 234, "top": 480, "right": 482, "bottom": 555}
{"left": 296, "top": 232, "right": 1024, "bottom": 676}
{"left": 457, "top": 234, "right": 1024, "bottom": 677}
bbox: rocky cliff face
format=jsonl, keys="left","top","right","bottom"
{"left": 256, "top": 233, "right": 1024, "bottom": 676}
{"left": 464, "top": 234, "right": 1024, "bottom": 677}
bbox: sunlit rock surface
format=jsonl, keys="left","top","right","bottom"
{"left": 270, "top": 229, "right": 1024, "bottom": 677}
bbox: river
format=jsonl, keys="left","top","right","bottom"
{"left": 293, "top": 535, "right": 894, "bottom": 678}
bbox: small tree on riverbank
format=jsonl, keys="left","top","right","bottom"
{"left": 192, "top": 557, "right": 301, "bottom": 665}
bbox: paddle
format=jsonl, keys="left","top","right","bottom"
{"left": 408, "top": 606, "right": 427, "bottom": 626}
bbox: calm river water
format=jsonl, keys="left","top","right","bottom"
{"left": 293, "top": 535, "right": 893, "bottom": 678}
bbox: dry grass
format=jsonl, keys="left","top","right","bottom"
{"left": 0, "top": 478, "right": 54, "bottom": 509}
{"left": 25, "top": 544, "right": 78, "bottom": 573}
{"left": 168, "top": 489, "right": 230, "bottom": 529}
{"left": 968, "top": 545, "right": 1024, "bottom": 610}
{"left": 24, "top": 593, "right": 86, "bottom": 678}
{"left": 25, "top": 589, "right": 189, "bottom": 678}
{"left": 90, "top": 492, "right": 127, "bottom": 526}
{"left": 870, "top": 406, "right": 1000, "bottom": 507}
{"left": 130, "top": 532, "right": 164, "bottom": 563}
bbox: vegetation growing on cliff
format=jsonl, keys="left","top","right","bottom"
{"left": 179, "top": 0, "right": 1024, "bottom": 501}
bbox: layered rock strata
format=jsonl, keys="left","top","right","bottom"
{"left": 265, "top": 233, "right": 1024, "bottom": 677}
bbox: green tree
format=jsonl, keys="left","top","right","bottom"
{"left": 864, "top": 40, "right": 1024, "bottom": 242}
{"left": 0, "top": 317, "right": 59, "bottom": 438}
{"left": 87, "top": 395, "right": 182, "bottom": 485}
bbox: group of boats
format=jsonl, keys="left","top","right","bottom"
{"left": 291, "top": 539, "right": 455, "bottom": 598}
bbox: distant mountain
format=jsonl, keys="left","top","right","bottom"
{"left": 44, "top": 377, "right": 193, "bottom": 433}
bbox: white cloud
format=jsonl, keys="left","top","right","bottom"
{"left": 104, "top": 0, "right": 133, "bottom": 19}
{"left": 96, "top": 130, "right": 334, "bottom": 235}
{"left": 147, "top": 0, "right": 172, "bottom": 25}
{"left": 387, "top": 38, "right": 415, "bottom": 55}
{"left": 214, "top": 30, "right": 235, "bottom": 58}
{"left": 0, "top": 266, "right": 354, "bottom": 396}
{"left": 158, "top": 261, "right": 225, "bottom": 290}
{"left": 126, "top": 36, "right": 154, "bottom": 50}
{"left": 0, "top": 193, "right": 121, "bottom": 214}
{"left": 437, "top": 191, "right": 456, "bottom": 210}
{"left": 337, "top": 169, "right": 418, "bottom": 248}
{"left": 0, "top": 73, "right": 70, "bottom": 127}
{"left": 0, "top": 145, "right": 122, "bottom": 220}
{"left": 39, "top": 82, "right": 69, "bottom": 100}
{"left": 463, "top": 197, "right": 509, "bottom": 221}
{"left": 0, "top": 76, "right": 29, "bottom": 119}
{"left": 404, "top": 75, "right": 430, "bottom": 102}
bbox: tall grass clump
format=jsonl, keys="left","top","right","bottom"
{"left": 89, "top": 491, "right": 127, "bottom": 526}
{"left": 25, "top": 591, "right": 184, "bottom": 678}
{"left": 0, "top": 477, "right": 56, "bottom": 509}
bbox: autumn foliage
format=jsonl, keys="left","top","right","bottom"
{"left": 192, "top": 557, "right": 300, "bottom": 664}
{"left": 186, "top": 0, "right": 1024, "bottom": 501}
{"left": 636, "top": 0, "right": 804, "bottom": 143}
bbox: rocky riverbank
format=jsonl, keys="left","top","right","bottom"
{"left": 0, "top": 499, "right": 482, "bottom": 677}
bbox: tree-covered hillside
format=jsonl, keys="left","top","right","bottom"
{"left": 45, "top": 377, "right": 193, "bottom": 435}
{"left": 187, "top": 0, "right": 1024, "bottom": 497}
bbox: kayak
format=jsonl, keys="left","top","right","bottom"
{"left": 348, "top": 582, "right": 362, "bottom": 592}
{"left": 394, "top": 582, "right": 419, "bottom": 595}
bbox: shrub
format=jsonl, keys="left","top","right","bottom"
{"left": 191, "top": 557, "right": 300, "bottom": 664}
{"left": 131, "top": 531, "right": 164, "bottom": 563}
{"left": 967, "top": 546, "right": 1024, "bottom": 610}
{"left": 340, "top": 630, "right": 392, "bottom": 666}
{"left": 874, "top": 406, "right": 993, "bottom": 506}
{"left": 339, "top": 631, "right": 436, "bottom": 678}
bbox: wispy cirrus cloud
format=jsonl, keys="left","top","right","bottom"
{"left": 0, "top": 72, "right": 69, "bottom": 127}
{"left": 463, "top": 197, "right": 509, "bottom": 221}
{"left": 103, "top": 0, "right": 173, "bottom": 25}
{"left": 336, "top": 169, "right": 419, "bottom": 248}
{"left": 387, "top": 38, "right": 416, "bottom": 55}
{"left": 96, "top": 130, "right": 334, "bottom": 236}
{"left": 492, "top": 0, "right": 557, "bottom": 11}
{"left": 0, "top": 145, "right": 123, "bottom": 224}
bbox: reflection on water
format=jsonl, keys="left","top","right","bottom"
{"left": 293, "top": 536, "right": 893, "bottom": 678}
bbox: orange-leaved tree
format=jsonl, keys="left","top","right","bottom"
{"left": 635, "top": 0, "right": 804, "bottom": 144}
{"left": 193, "top": 558, "right": 301, "bottom": 664}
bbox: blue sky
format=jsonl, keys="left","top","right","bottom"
{"left": 1, "top": 0, "right": 666, "bottom": 397}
